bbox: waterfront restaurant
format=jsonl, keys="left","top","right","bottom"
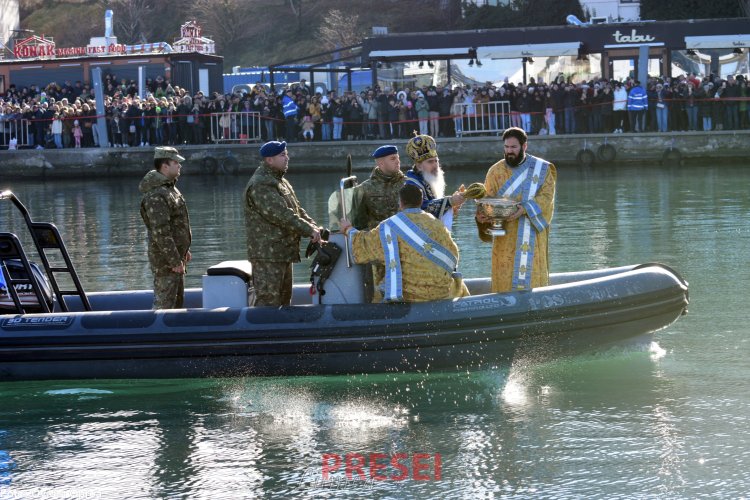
{"left": 0, "top": 21, "right": 224, "bottom": 96}
{"left": 361, "top": 17, "right": 750, "bottom": 87}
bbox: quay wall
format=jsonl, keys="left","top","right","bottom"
{"left": 0, "top": 131, "right": 748, "bottom": 179}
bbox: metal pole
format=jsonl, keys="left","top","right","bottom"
{"left": 91, "top": 67, "right": 109, "bottom": 148}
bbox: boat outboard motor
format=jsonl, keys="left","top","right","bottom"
{"left": 306, "top": 229, "right": 342, "bottom": 303}
{"left": 0, "top": 260, "right": 54, "bottom": 314}
{"left": 307, "top": 232, "right": 367, "bottom": 305}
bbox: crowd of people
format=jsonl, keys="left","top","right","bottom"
{"left": 2, "top": 71, "right": 749, "bottom": 150}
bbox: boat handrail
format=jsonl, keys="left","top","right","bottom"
{"left": 339, "top": 176, "right": 358, "bottom": 268}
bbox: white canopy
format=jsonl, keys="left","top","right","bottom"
{"left": 479, "top": 42, "right": 581, "bottom": 60}
{"left": 685, "top": 35, "right": 750, "bottom": 50}
{"left": 369, "top": 42, "right": 582, "bottom": 61}
{"left": 369, "top": 48, "right": 469, "bottom": 59}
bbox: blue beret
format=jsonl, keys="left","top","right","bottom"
{"left": 371, "top": 145, "right": 399, "bottom": 159}
{"left": 259, "top": 141, "right": 287, "bottom": 157}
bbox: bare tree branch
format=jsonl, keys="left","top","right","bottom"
{"left": 190, "top": 0, "right": 259, "bottom": 52}
{"left": 105, "top": 0, "right": 155, "bottom": 43}
{"left": 316, "top": 9, "right": 362, "bottom": 51}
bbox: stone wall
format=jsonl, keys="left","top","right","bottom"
{"left": 0, "top": 131, "right": 747, "bottom": 179}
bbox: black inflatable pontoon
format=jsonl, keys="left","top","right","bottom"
{"left": 0, "top": 190, "right": 689, "bottom": 381}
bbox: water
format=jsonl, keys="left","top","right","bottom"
{"left": 1, "top": 163, "right": 749, "bottom": 498}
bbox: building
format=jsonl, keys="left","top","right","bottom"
{"left": 580, "top": 0, "right": 640, "bottom": 22}
{"left": 362, "top": 17, "right": 749, "bottom": 87}
{"left": 0, "top": 19, "right": 223, "bottom": 96}
{"left": 0, "top": 0, "right": 20, "bottom": 56}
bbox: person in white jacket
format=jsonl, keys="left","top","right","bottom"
{"left": 612, "top": 82, "right": 628, "bottom": 133}
{"left": 51, "top": 113, "right": 64, "bottom": 148}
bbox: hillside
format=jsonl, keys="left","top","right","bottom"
{"left": 22, "top": 0, "right": 742, "bottom": 69}
{"left": 18, "top": 0, "right": 464, "bottom": 67}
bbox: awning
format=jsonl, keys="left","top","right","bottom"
{"left": 369, "top": 48, "right": 469, "bottom": 59}
{"left": 685, "top": 35, "right": 750, "bottom": 49}
{"left": 369, "top": 42, "right": 582, "bottom": 60}
{"left": 479, "top": 42, "right": 581, "bottom": 60}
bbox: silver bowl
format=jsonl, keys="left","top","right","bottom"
{"left": 475, "top": 197, "right": 520, "bottom": 236}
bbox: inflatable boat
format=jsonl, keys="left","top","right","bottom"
{"left": 0, "top": 190, "right": 689, "bottom": 381}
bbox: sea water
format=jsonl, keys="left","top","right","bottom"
{"left": 0, "top": 163, "right": 748, "bottom": 498}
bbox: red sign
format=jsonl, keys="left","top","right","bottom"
{"left": 13, "top": 34, "right": 128, "bottom": 60}
{"left": 13, "top": 35, "right": 55, "bottom": 59}
{"left": 321, "top": 453, "right": 442, "bottom": 481}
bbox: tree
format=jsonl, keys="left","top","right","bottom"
{"left": 640, "top": 0, "right": 742, "bottom": 19}
{"left": 190, "top": 0, "right": 260, "bottom": 54}
{"left": 316, "top": 9, "right": 363, "bottom": 51}
{"left": 105, "top": 0, "right": 155, "bottom": 43}
{"left": 288, "top": 0, "right": 318, "bottom": 33}
{"left": 462, "top": 0, "right": 584, "bottom": 29}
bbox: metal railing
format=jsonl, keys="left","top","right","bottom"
{"left": 0, "top": 119, "right": 31, "bottom": 149}
{"left": 209, "top": 112, "right": 262, "bottom": 144}
{"left": 451, "top": 101, "right": 511, "bottom": 137}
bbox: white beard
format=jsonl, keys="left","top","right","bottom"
{"left": 422, "top": 167, "right": 446, "bottom": 198}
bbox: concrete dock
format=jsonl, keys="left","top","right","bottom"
{"left": 1, "top": 130, "right": 747, "bottom": 179}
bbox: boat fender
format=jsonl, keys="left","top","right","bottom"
{"left": 597, "top": 144, "right": 616, "bottom": 162}
{"left": 661, "top": 148, "right": 683, "bottom": 166}
{"left": 201, "top": 156, "right": 219, "bottom": 174}
{"left": 576, "top": 148, "right": 595, "bottom": 166}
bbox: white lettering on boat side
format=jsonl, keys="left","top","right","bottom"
{"left": 453, "top": 296, "right": 515, "bottom": 313}
{"left": 1, "top": 316, "right": 74, "bottom": 328}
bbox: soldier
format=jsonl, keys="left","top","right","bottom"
{"left": 139, "top": 146, "right": 192, "bottom": 309}
{"left": 350, "top": 144, "right": 405, "bottom": 230}
{"left": 245, "top": 141, "right": 323, "bottom": 306}
{"left": 349, "top": 144, "right": 405, "bottom": 302}
{"left": 340, "top": 184, "right": 465, "bottom": 302}
{"left": 404, "top": 133, "right": 466, "bottom": 230}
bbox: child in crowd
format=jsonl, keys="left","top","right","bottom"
{"left": 111, "top": 114, "right": 123, "bottom": 147}
{"left": 301, "top": 114, "right": 314, "bottom": 142}
{"left": 72, "top": 120, "right": 83, "bottom": 148}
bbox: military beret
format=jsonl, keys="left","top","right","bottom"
{"left": 154, "top": 146, "right": 185, "bottom": 162}
{"left": 260, "top": 141, "right": 287, "bottom": 157}
{"left": 371, "top": 145, "right": 399, "bottom": 159}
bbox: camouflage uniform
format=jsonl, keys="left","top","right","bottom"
{"left": 350, "top": 166, "right": 405, "bottom": 302}
{"left": 245, "top": 163, "right": 318, "bottom": 306}
{"left": 350, "top": 167, "right": 405, "bottom": 230}
{"left": 139, "top": 169, "right": 192, "bottom": 309}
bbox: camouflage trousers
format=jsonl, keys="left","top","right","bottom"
{"left": 153, "top": 271, "right": 184, "bottom": 310}
{"left": 251, "top": 261, "right": 293, "bottom": 307}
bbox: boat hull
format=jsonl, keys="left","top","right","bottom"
{"left": 0, "top": 264, "right": 688, "bottom": 381}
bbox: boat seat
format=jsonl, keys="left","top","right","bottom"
{"left": 202, "top": 260, "right": 255, "bottom": 308}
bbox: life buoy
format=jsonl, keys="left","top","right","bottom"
{"left": 661, "top": 148, "right": 683, "bottom": 166}
{"left": 576, "top": 148, "right": 596, "bottom": 166}
{"left": 201, "top": 156, "right": 219, "bottom": 174}
{"left": 597, "top": 144, "right": 616, "bottom": 162}
{"left": 222, "top": 156, "right": 240, "bottom": 175}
